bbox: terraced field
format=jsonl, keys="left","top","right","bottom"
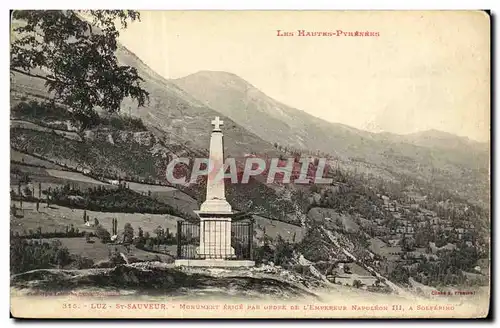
{"left": 33, "top": 237, "right": 175, "bottom": 263}
{"left": 10, "top": 201, "right": 181, "bottom": 236}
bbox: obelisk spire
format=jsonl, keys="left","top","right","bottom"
{"left": 199, "top": 116, "right": 232, "bottom": 213}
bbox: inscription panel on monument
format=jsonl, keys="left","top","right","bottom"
{"left": 199, "top": 219, "right": 234, "bottom": 259}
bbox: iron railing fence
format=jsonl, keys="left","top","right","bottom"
{"left": 177, "top": 219, "right": 253, "bottom": 260}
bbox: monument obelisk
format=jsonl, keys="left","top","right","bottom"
{"left": 195, "top": 116, "right": 235, "bottom": 259}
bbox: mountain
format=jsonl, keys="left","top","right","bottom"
{"left": 172, "top": 70, "right": 366, "bottom": 159}
{"left": 11, "top": 51, "right": 276, "bottom": 160}
{"left": 399, "top": 129, "right": 489, "bottom": 152}
{"left": 114, "top": 47, "right": 281, "bottom": 158}
{"left": 173, "top": 71, "right": 490, "bottom": 205}
{"left": 10, "top": 25, "right": 277, "bottom": 159}
{"left": 173, "top": 70, "right": 489, "bottom": 156}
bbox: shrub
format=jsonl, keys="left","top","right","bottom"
{"left": 99, "top": 114, "right": 147, "bottom": 131}
{"left": 74, "top": 255, "right": 94, "bottom": 269}
{"left": 109, "top": 248, "right": 126, "bottom": 265}
{"left": 10, "top": 238, "right": 72, "bottom": 273}
{"left": 123, "top": 223, "right": 134, "bottom": 244}
{"left": 253, "top": 244, "right": 274, "bottom": 264}
{"left": 273, "top": 235, "right": 294, "bottom": 267}
{"left": 85, "top": 232, "right": 92, "bottom": 243}
{"left": 12, "top": 100, "right": 70, "bottom": 120}
{"left": 95, "top": 225, "right": 111, "bottom": 243}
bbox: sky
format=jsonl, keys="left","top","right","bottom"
{"left": 118, "top": 11, "right": 490, "bottom": 142}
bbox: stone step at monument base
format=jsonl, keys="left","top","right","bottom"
{"left": 196, "top": 246, "right": 235, "bottom": 259}
{"left": 174, "top": 259, "right": 255, "bottom": 268}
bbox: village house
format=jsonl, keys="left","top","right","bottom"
{"left": 388, "top": 239, "right": 401, "bottom": 247}
{"left": 330, "top": 263, "right": 379, "bottom": 288}
{"left": 416, "top": 221, "right": 427, "bottom": 228}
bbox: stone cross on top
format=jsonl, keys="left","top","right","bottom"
{"left": 211, "top": 116, "right": 224, "bottom": 131}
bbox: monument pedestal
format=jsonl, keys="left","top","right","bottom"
{"left": 174, "top": 259, "right": 255, "bottom": 268}
{"left": 195, "top": 199, "right": 235, "bottom": 259}
{"left": 199, "top": 199, "right": 232, "bottom": 213}
{"left": 196, "top": 218, "right": 235, "bottom": 259}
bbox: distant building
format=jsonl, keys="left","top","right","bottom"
{"left": 388, "top": 239, "right": 401, "bottom": 247}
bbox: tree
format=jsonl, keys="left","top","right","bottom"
{"left": 389, "top": 263, "right": 410, "bottom": 284}
{"left": 123, "top": 222, "right": 134, "bottom": 244}
{"left": 135, "top": 227, "right": 145, "bottom": 247}
{"left": 309, "top": 184, "right": 320, "bottom": 193}
{"left": 23, "top": 186, "right": 32, "bottom": 197}
{"left": 273, "top": 235, "right": 294, "bottom": 266}
{"left": 95, "top": 225, "right": 111, "bottom": 243}
{"left": 11, "top": 10, "right": 149, "bottom": 137}
{"left": 111, "top": 218, "right": 118, "bottom": 235}
{"left": 84, "top": 231, "right": 91, "bottom": 243}
{"left": 401, "top": 236, "right": 416, "bottom": 252}
{"left": 154, "top": 226, "right": 164, "bottom": 238}
{"left": 415, "top": 228, "right": 429, "bottom": 248}
{"left": 109, "top": 247, "right": 126, "bottom": 265}
{"left": 19, "top": 173, "right": 31, "bottom": 184}
{"left": 18, "top": 183, "right": 23, "bottom": 208}
{"left": 75, "top": 255, "right": 94, "bottom": 269}
{"left": 55, "top": 247, "right": 72, "bottom": 268}
{"left": 353, "top": 280, "right": 363, "bottom": 289}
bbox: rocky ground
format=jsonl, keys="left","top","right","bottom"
{"left": 11, "top": 262, "right": 491, "bottom": 319}
{"left": 11, "top": 263, "right": 323, "bottom": 301}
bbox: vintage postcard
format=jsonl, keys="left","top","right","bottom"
{"left": 9, "top": 10, "right": 490, "bottom": 319}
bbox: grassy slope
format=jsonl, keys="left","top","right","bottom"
{"left": 11, "top": 121, "right": 304, "bottom": 223}
{"left": 12, "top": 200, "right": 304, "bottom": 245}
{"left": 32, "top": 237, "right": 175, "bottom": 263}
{"left": 10, "top": 201, "right": 180, "bottom": 236}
